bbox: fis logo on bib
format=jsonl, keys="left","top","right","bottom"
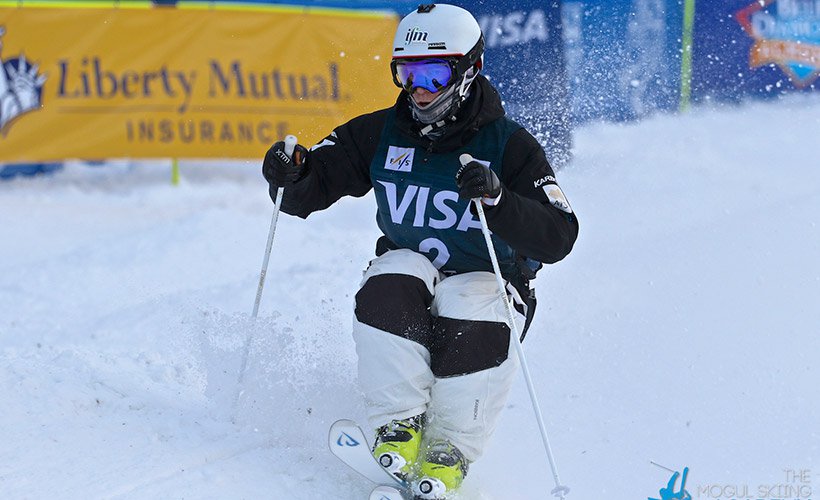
{"left": 0, "top": 27, "right": 47, "bottom": 136}
{"left": 385, "top": 145, "right": 414, "bottom": 172}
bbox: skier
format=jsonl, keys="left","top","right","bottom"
{"left": 262, "top": 4, "right": 578, "bottom": 499}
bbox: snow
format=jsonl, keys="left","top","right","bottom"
{"left": 2, "top": 96, "right": 819, "bottom": 499}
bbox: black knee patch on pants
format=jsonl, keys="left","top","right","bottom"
{"left": 355, "top": 273, "right": 434, "bottom": 347}
{"left": 430, "top": 317, "right": 510, "bottom": 378}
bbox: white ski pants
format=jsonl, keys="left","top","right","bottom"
{"left": 352, "top": 249, "right": 524, "bottom": 462}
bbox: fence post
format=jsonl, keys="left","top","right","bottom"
{"left": 679, "top": 0, "right": 696, "bottom": 112}
{"left": 171, "top": 158, "right": 180, "bottom": 186}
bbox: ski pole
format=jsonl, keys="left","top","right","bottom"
{"left": 460, "top": 154, "right": 570, "bottom": 499}
{"left": 252, "top": 134, "right": 297, "bottom": 318}
{"left": 232, "top": 135, "right": 298, "bottom": 423}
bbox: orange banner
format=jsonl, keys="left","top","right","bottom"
{"left": 0, "top": 5, "right": 398, "bottom": 162}
{"left": 751, "top": 39, "right": 820, "bottom": 68}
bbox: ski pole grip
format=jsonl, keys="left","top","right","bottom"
{"left": 459, "top": 153, "right": 483, "bottom": 203}
{"left": 284, "top": 134, "right": 298, "bottom": 159}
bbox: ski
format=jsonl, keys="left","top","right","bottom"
{"left": 328, "top": 419, "right": 411, "bottom": 498}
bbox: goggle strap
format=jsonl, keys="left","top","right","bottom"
{"left": 455, "top": 34, "right": 484, "bottom": 76}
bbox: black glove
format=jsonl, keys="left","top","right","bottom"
{"left": 455, "top": 160, "right": 502, "bottom": 202}
{"left": 262, "top": 141, "right": 309, "bottom": 186}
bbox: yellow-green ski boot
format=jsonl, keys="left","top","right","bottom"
{"left": 412, "top": 440, "right": 469, "bottom": 499}
{"left": 372, "top": 414, "right": 425, "bottom": 481}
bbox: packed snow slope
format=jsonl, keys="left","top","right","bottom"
{"left": 1, "top": 97, "right": 818, "bottom": 500}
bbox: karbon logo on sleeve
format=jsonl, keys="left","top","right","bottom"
{"left": 385, "top": 145, "right": 415, "bottom": 172}
{"left": 0, "top": 27, "right": 47, "bottom": 136}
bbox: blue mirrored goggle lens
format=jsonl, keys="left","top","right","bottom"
{"left": 395, "top": 59, "right": 453, "bottom": 92}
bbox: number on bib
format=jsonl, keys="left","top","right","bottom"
{"left": 418, "top": 238, "right": 450, "bottom": 269}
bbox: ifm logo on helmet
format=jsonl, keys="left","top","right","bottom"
{"left": 405, "top": 27, "right": 429, "bottom": 45}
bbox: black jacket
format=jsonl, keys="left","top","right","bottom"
{"left": 270, "top": 75, "right": 578, "bottom": 266}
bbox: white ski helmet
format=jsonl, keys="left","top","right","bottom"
{"left": 390, "top": 4, "right": 485, "bottom": 126}
{"left": 392, "top": 4, "right": 484, "bottom": 62}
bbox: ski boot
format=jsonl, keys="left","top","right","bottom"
{"left": 412, "top": 440, "right": 469, "bottom": 500}
{"left": 372, "top": 414, "right": 425, "bottom": 482}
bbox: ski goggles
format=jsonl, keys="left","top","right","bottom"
{"left": 391, "top": 58, "right": 456, "bottom": 93}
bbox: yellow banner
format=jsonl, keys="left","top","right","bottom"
{"left": 0, "top": 5, "right": 398, "bottom": 162}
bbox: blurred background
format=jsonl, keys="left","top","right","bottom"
{"left": 2, "top": 0, "right": 816, "bottom": 178}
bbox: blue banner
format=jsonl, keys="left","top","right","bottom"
{"left": 691, "top": 0, "right": 820, "bottom": 101}
{"left": 455, "top": 0, "right": 573, "bottom": 166}
{"left": 0, "top": 163, "right": 62, "bottom": 180}
{"left": 562, "top": 0, "right": 818, "bottom": 122}
{"left": 561, "top": 0, "right": 684, "bottom": 122}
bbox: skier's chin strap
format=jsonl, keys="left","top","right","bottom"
{"left": 418, "top": 118, "right": 451, "bottom": 138}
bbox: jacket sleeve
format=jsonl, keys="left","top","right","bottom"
{"left": 483, "top": 128, "right": 579, "bottom": 264}
{"left": 270, "top": 108, "right": 389, "bottom": 218}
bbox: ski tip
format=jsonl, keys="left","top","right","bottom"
{"left": 328, "top": 419, "right": 367, "bottom": 451}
